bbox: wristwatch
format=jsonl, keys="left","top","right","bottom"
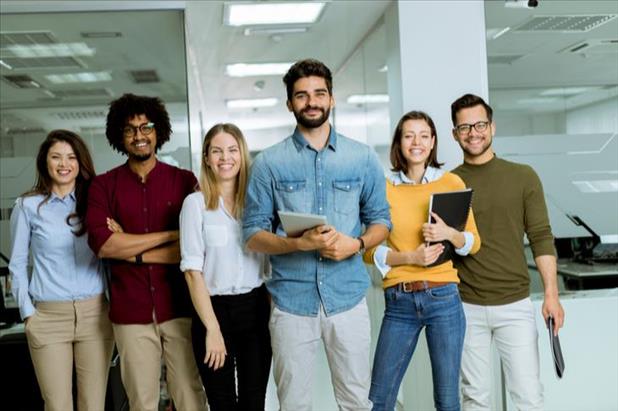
{"left": 356, "top": 237, "right": 366, "bottom": 255}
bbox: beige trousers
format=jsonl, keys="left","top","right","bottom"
{"left": 112, "top": 317, "right": 207, "bottom": 411}
{"left": 25, "top": 295, "right": 114, "bottom": 411}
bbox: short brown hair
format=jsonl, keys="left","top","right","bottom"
{"left": 450, "top": 93, "right": 493, "bottom": 126}
{"left": 390, "top": 111, "right": 443, "bottom": 172}
{"left": 283, "top": 59, "right": 333, "bottom": 101}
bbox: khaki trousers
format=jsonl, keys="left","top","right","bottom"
{"left": 112, "top": 317, "right": 207, "bottom": 411}
{"left": 25, "top": 295, "right": 114, "bottom": 411}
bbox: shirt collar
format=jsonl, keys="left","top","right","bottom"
{"left": 291, "top": 125, "right": 337, "bottom": 152}
{"left": 50, "top": 190, "right": 76, "bottom": 203}
{"left": 388, "top": 166, "right": 442, "bottom": 186}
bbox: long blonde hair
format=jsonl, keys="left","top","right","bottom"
{"left": 199, "top": 123, "right": 251, "bottom": 218}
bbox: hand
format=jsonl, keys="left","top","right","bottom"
{"left": 107, "top": 217, "right": 124, "bottom": 233}
{"left": 205, "top": 328, "right": 227, "bottom": 370}
{"left": 297, "top": 225, "right": 337, "bottom": 252}
{"left": 422, "top": 212, "right": 456, "bottom": 243}
{"left": 542, "top": 295, "right": 565, "bottom": 336}
{"left": 408, "top": 243, "right": 444, "bottom": 267}
{"left": 320, "top": 233, "right": 359, "bottom": 261}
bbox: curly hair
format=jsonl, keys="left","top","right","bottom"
{"left": 105, "top": 93, "right": 172, "bottom": 154}
{"left": 283, "top": 58, "right": 333, "bottom": 101}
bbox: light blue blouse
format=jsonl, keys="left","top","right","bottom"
{"left": 9, "top": 192, "right": 105, "bottom": 320}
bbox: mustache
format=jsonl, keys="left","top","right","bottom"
{"left": 301, "top": 106, "right": 324, "bottom": 113}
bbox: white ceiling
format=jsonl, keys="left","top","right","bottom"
{"left": 0, "top": 0, "right": 617, "bottom": 142}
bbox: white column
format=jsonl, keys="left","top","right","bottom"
{"left": 385, "top": 0, "right": 489, "bottom": 171}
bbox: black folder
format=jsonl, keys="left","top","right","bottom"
{"left": 426, "top": 189, "right": 473, "bottom": 267}
{"left": 548, "top": 316, "right": 565, "bottom": 378}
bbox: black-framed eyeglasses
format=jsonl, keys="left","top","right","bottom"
{"left": 122, "top": 122, "right": 155, "bottom": 138}
{"left": 455, "top": 121, "right": 489, "bottom": 135}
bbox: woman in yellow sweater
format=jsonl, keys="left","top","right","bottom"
{"left": 366, "top": 111, "right": 480, "bottom": 411}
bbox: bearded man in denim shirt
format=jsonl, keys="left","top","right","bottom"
{"left": 243, "top": 59, "right": 391, "bottom": 410}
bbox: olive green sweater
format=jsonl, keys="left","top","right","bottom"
{"left": 452, "top": 156, "right": 556, "bottom": 305}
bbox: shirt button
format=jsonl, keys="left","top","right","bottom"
{"left": 143, "top": 207, "right": 148, "bottom": 212}
{"left": 319, "top": 207, "right": 322, "bottom": 211}
{"left": 317, "top": 158, "right": 321, "bottom": 162}
{"left": 288, "top": 186, "right": 293, "bottom": 190}
{"left": 319, "top": 281, "right": 323, "bottom": 285}
{"left": 318, "top": 182, "right": 322, "bottom": 186}
{"left": 150, "top": 286, "right": 155, "bottom": 292}
{"left": 319, "top": 257, "right": 323, "bottom": 262}
{"left": 346, "top": 185, "right": 350, "bottom": 189}
{"left": 145, "top": 228, "right": 149, "bottom": 232}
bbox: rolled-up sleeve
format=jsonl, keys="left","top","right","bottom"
{"left": 86, "top": 176, "right": 113, "bottom": 255}
{"left": 8, "top": 199, "right": 35, "bottom": 320}
{"left": 359, "top": 150, "right": 391, "bottom": 230}
{"left": 242, "top": 155, "right": 275, "bottom": 244}
{"left": 179, "top": 194, "right": 205, "bottom": 272}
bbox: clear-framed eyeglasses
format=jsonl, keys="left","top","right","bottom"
{"left": 122, "top": 122, "right": 155, "bottom": 138}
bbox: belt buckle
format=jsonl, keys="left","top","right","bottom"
{"left": 401, "top": 281, "right": 428, "bottom": 293}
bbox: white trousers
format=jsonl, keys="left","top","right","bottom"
{"left": 269, "top": 298, "right": 372, "bottom": 411}
{"left": 461, "top": 297, "right": 543, "bottom": 411}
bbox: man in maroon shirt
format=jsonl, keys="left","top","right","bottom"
{"left": 87, "top": 93, "right": 206, "bottom": 411}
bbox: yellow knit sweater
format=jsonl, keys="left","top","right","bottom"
{"left": 365, "top": 172, "right": 481, "bottom": 288}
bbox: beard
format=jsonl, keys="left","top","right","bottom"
{"left": 293, "top": 106, "right": 330, "bottom": 129}
{"left": 459, "top": 136, "right": 492, "bottom": 158}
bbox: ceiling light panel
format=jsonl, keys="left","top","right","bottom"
{"left": 224, "top": 2, "right": 326, "bottom": 26}
{"left": 514, "top": 15, "right": 617, "bottom": 33}
{"left": 4, "top": 42, "right": 95, "bottom": 58}
{"left": 347, "top": 94, "right": 389, "bottom": 104}
{"left": 225, "top": 62, "right": 293, "bottom": 77}
{"left": 46, "top": 71, "right": 111, "bottom": 84}
{"left": 226, "top": 98, "right": 278, "bottom": 109}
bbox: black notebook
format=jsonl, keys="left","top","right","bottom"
{"left": 426, "top": 189, "right": 473, "bottom": 267}
{"left": 548, "top": 316, "right": 565, "bottom": 378}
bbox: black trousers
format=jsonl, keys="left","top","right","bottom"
{"left": 191, "top": 284, "right": 272, "bottom": 411}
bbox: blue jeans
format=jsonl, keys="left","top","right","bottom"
{"left": 369, "top": 283, "right": 466, "bottom": 411}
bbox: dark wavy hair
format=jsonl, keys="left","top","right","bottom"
{"left": 283, "top": 58, "right": 333, "bottom": 101}
{"left": 390, "top": 111, "right": 443, "bottom": 172}
{"left": 105, "top": 93, "right": 172, "bottom": 154}
{"left": 22, "top": 130, "right": 96, "bottom": 236}
{"left": 450, "top": 93, "right": 493, "bottom": 126}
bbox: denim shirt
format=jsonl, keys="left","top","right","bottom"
{"left": 243, "top": 126, "right": 391, "bottom": 317}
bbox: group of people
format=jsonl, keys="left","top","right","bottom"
{"left": 8, "top": 58, "right": 564, "bottom": 411}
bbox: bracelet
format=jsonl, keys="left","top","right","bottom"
{"left": 356, "top": 237, "right": 366, "bottom": 255}
{"left": 135, "top": 253, "right": 143, "bottom": 265}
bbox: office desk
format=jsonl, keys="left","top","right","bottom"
{"left": 556, "top": 260, "right": 618, "bottom": 290}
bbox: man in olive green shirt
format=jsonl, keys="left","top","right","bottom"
{"left": 451, "top": 94, "right": 565, "bottom": 411}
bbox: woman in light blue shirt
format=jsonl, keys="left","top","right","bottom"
{"left": 180, "top": 123, "right": 271, "bottom": 410}
{"left": 9, "top": 130, "right": 114, "bottom": 411}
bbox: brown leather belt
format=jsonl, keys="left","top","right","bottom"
{"left": 397, "top": 281, "right": 450, "bottom": 293}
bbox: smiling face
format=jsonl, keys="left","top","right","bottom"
{"left": 47, "top": 141, "right": 79, "bottom": 192}
{"left": 400, "top": 119, "right": 435, "bottom": 169}
{"left": 287, "top": 75, "right": 334, "bottom": 129}
{"left": 452, "top": 104, "right": 495, "bottom": 163}
{"left": 123, "top": 114, "right": 157, "bottom": 162}
{"left": 206, "top": 132, "right": 242, "bottom": 183}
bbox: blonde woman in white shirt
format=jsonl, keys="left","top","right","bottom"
{"left": 180, "top": 123, "right": 270, "bottom": 411}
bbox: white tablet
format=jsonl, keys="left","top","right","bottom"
{"left": 278, "top": 211, "right": 328, "bottom": 237}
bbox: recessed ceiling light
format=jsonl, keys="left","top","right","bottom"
{"left": 517, "top": 97, "right": 558, "bottom": 105}
{"left": 243, "top": 27, "right": 308, "bottom": 36}
{"left": 224, "top": 2, "right": 326, "bottom": 26}
{"left": 46, "top": 71, "right": 112, "bottom": 84}
{"left": 378, "top": 65, "right": 388, "bottom": 73}
{"left": 347, "top": 94, "right": 389, "bottom": 104}
{"left": 6, "top": 42, "right": 95, "bottom": 58}
{"left": 540, "top": 87, "right": 592, "bottom": 96}
{"left": 225, "top": 62, "right": 293, "bottom": 77}
{"left": 0, "top": 59, "right": 13, "bottom": 70}
{"left": 226, "top": 98, "right": 279, "bottom": 109}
